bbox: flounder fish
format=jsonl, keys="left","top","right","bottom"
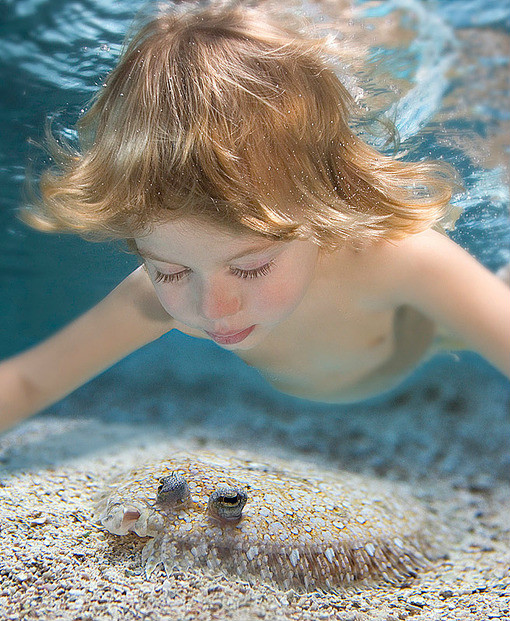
{"left": 94, "top": 450, "right": 435, "bottom": 591}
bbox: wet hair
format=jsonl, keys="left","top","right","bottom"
{"left": 24, "top": 3, "right": 460, "bottom": 248}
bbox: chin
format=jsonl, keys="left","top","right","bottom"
{"left": 223, "top": 337, "right": 258, "bottom": 351}
{"left": 225, "top": 327, "right": 267, "bottom": 351}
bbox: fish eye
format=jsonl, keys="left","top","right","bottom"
{"left": 156, "top": 473, "right": 190, "bottom": 506}
{"left": 207, "top": 487, "right": 247, "bottom": 521}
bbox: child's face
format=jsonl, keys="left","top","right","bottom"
{"left": 135, "top": 218, "right": 319, "bottom": 350}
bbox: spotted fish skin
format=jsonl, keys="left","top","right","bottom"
{"left": 94, "top": 450, "right": 435, "bottom": 591}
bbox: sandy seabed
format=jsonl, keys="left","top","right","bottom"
{"left": 1, "top": 353, "right": 509, "bottom": 621}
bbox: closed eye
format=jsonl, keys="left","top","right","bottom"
{"left": 153, "top": 269, "right": 191, "bottom": 284}
{"left": 230, "top": 260, "right": 274, "bottom": 279}
{"left": 152, "top": 260, "right": 275, "bottom": 284}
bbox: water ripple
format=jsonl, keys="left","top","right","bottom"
{"left": 0, "top": 0, "right": 509, "bottom": 354}
{"left": 0, "top": 0, "right": 144, "bottom": 92}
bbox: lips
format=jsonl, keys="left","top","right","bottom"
{"left": 205, "top": 325, "right": 255, "bottom": 345}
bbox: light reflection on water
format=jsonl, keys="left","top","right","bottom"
{"left": 0, "top": 0, "right": 509, "bottom": 357}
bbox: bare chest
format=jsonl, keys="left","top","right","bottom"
{"left": 238, "top": 296, "right": 397, "bottom": 400}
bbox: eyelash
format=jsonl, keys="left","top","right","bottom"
{"left": 230, "top": 261, "right": 275, "bottom": 279}
{"left": 153, "top": 269, "right": 190, "bottom": 284}
{"left": 152, "top": 261, "right": 274, "bottom": 284}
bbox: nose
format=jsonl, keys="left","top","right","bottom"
{"left": 198, "top": 278, "right": 241, "bottom": 321}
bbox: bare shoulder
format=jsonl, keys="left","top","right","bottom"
{"left": 358, "top": 229, "right": 452, "bottom": 269}
{"left": 381, "top": 228, "right": 462, "bottom": 262}
{"left": 109, "top": 265, "right": 176, "bottom": 338}
{"left": 374, "top": 229, "right": 498, "bottom": 291}
{"left": 355, "top": 230, "right": 466, "bottom": 286}
{"left": 340, "top": 230, "right": 446, "bottom": 306}
{"left": 347, "top": 228, "right": 504, "bottom": 310}
{"left": 350, "top": 229, "right": 510, "bottom": 377}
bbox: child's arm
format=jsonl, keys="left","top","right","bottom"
{"left": 0, "top": 266, "right": 175, "bottom": 432}
{"left": 388, "top": 230, "right": 510, "bottom": 378}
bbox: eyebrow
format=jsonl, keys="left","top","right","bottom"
{"left": 136, "top": 241, "right": 279, "bottom": 265}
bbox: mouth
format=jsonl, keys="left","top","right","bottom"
{"left": 205, "top": 325, "right": 256, "bottom": 345}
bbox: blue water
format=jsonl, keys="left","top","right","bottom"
{"left": 1, "top": 0, "right": 509, "bottom": 355}
{"left": 0, "top": 0, "right": 509, "bottom": 477}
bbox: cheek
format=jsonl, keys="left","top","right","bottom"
{"left": 153, "top": 285, "right": 188, "bottom": 317}
{"left": 261, "top": 254, "right": 317, "bottom": 313}
{"left": 255, "top": 274, "right": 309, "bottom": 314}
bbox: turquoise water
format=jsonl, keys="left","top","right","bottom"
{"left": 0, "top": 0, "right": 509, "bottom": 477}
{"left": 1, "top": 0, "right": 509, "bottom": 355}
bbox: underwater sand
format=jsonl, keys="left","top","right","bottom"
{"left": 1, "top": 0, "right": 509, "bottom": 616}
{"left": 1, "top": 357, "right": 509, "bottom": 621}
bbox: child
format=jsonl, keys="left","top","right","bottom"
{"left": 1, "top": 4, "right": 509, "bottom": 432}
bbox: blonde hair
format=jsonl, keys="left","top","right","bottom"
{"left": 25, "top": 3, "right": 460, "bottom": 248}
